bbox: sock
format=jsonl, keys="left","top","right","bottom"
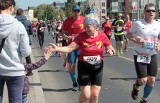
{"left": 119, "top": 48, "right": 123, "bottom": 54}
{"left": 143, "top": 84, "right": 154, "bottom": 99}
{"left": 69, "top": 71, "right": 77, "bottom": 85}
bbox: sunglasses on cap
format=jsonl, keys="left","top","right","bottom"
{"left": 145, "top": 9, "right": 156, "bottom": 13}
{"left": 73, "top": 9, "right": 80, "bottom": 12}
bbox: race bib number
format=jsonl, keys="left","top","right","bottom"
{"left": 83, "top": 55, "right": 101, "bottom": 64}
{"left": 137, "top": 53, "right": 151, "bottom": 64}
{"left": 72, "top": 34, "right": 78, "bottom": 41}
{"left": 142, "top": 42, "right": 155, "bottom": 50}
{"left": 117, "top": 27, "right": 123, "bottom": 31}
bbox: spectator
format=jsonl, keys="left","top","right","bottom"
{"left": 22, "top": 49, "right": 52, "bottom": 103}
{"left": 15, "top": 8, "right": 34, "bottom": 76}
{"left": 0, "top": 0, "right": 31, "bottom": 102}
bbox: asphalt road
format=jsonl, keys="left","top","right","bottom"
{"left": 31, "top": 30, "right": 160, "bottom": 103}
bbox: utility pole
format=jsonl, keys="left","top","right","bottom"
{"left": 137, "top": 0, "right": 140, "bottom": 20}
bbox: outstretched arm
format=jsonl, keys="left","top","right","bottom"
{"left": 24, "top": 49, "right": 52, "bottom": 71}
{"left": 44, "top": 41, "right": 78, "bottom": 53}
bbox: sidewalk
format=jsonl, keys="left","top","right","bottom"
{"left": 2, "top": 54, "right": 46, "bottom": 103}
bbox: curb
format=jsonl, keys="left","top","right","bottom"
{"left": 27, "top": 53, "right": 46, "bottom": 103}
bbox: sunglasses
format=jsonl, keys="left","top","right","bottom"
{"left": 145, "top": 10, "right": 156, "bottom": 13}
{"left": 73, "top": 10, "right": 80, "bottom": 12}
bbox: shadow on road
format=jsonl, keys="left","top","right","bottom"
{"left": 38, "top": 69, "right": 68, "bottom": 73}
{"left": 30, "top": 83, "right": 42, "bottom": 86}
{"left": 34, "top": 55, "right": 56, "bottom": 58}
{"left": 110, "top": 78, "right": 160, "bottom": 81}
{"left": 43, "top": 88, "right": 73, "bottom": 92}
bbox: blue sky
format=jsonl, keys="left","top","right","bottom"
{"left": 15, "top": 0, "right": 67, "bottom": 9}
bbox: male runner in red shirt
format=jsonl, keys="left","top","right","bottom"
{"left": 61, "top": 5, "right": 85, "bottom": 91}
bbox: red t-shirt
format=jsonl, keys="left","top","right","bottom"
{"left": 62, "top": 16, "right": 85, "bottom": 45}
{"left": 102, "top": 22, "right": 112, "bottom": 35}
{"left": 74, "top": 31, "right": 111, "bottom": 62}
{"left": 124, "top": 20, "right": 131, "bottom": 32}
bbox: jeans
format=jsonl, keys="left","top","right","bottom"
{"left": 0, "top": 76, "right": 24, "bottom": 103}
{"left": 22, "top": 94, "right": 27, "bottom": 103}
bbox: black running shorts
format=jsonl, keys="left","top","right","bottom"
{"left": 114, "top": 35, "right": 124, "bottom": 41}
{"left": 78, "top": 60, "right": 103, "bottom": 86}
{"left": 134, "top": 54, "right": 158, "bottom": 78}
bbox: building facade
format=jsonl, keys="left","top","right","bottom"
{"left": 107, "top": 0, "right": 159, "bottom": 20}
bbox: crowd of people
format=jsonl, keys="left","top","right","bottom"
{"left": 0, "top": 0, "right": 160, "bottom": 103}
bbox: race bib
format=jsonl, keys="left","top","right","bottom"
{"left": 117, "top": 27, "right": 123, "bottom": 31}
{"left": 39, "top": 28, "right": 44, "bottom": 32}
{"left": 137, "top": 53, "right": 151, "bottom": 64}
{"left": 72, "top": 34, "right": 78, "bottom": 41}
{"left": 58, "top": 36, "right": 63, "bottom": 41}
{"left": 83, "top": 55, "right": 101, "bottom": 64}
{"left": 141, "top": 42, "right": 155, "bottom": 50}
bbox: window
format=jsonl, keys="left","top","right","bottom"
{"left": 102, "top": 2, "right": 105, "bottom": 7}
{"left": 102, "top": 16, "right": 105, "bottom": 19}
{"left": 102, "top": 9, "right": 105, "bottom": 13}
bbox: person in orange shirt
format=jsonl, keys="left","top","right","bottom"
{"left": 102, "top": 16, "right": 112, "bottom": 40}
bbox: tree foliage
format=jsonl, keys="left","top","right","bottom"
{"left": 27, "top": 0, "right": 85, "bottom": 21}
{"left": 33, "top": 4, "right": 65, "bottom": 21}
{"left": 65, "top": 0, "right": 75, "bottom": 18}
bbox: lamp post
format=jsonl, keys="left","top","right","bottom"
{"left": 137, "top": 0, "right": 140, "bottom": 20}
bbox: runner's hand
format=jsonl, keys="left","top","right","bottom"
{"left": 50, "top": 43, "right": 59, "bottom": 52}
{"left": 44, "top": 44, "right": 58, "bottom": 53}
{"left": 107, "top": 45, "right": 115, "bottom": 56}
{"left": 43, "top": 49, "right": 52, "bottom": 60}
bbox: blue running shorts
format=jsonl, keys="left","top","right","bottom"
{"left": 68, "top": 50, "right": 80, "bottom": 64}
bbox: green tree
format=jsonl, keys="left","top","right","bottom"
{"left": 27, "top": 3, "right": 65, "bottom": 21}
{"left": 65, "top": 0, "right": 75, "bottom": 17}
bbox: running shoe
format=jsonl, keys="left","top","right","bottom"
{"left": 131, "top": 84, "right": 140, "bottom": 100}
{"left": 140, "top": 98, "right": 148, "bottom": 103}
{"left": 72, "top": 83, "right": 79, "bottom": 91}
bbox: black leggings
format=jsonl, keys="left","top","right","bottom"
{"left": 38, "top": 33, "right": 44, "bottom": 47}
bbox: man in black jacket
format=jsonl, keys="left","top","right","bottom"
{"left": 15, "top": 8, "right": 33, "bottom": 76}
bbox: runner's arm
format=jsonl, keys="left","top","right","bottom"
{"left": 49, "top": 42, "right": 78, "bottom": 53}
{"left": 126, "top": 31, "right": 144, "bottom": 45}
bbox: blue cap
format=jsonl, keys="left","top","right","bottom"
{"left": 73, "top": 5, "right": 80, "bottom": 11}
